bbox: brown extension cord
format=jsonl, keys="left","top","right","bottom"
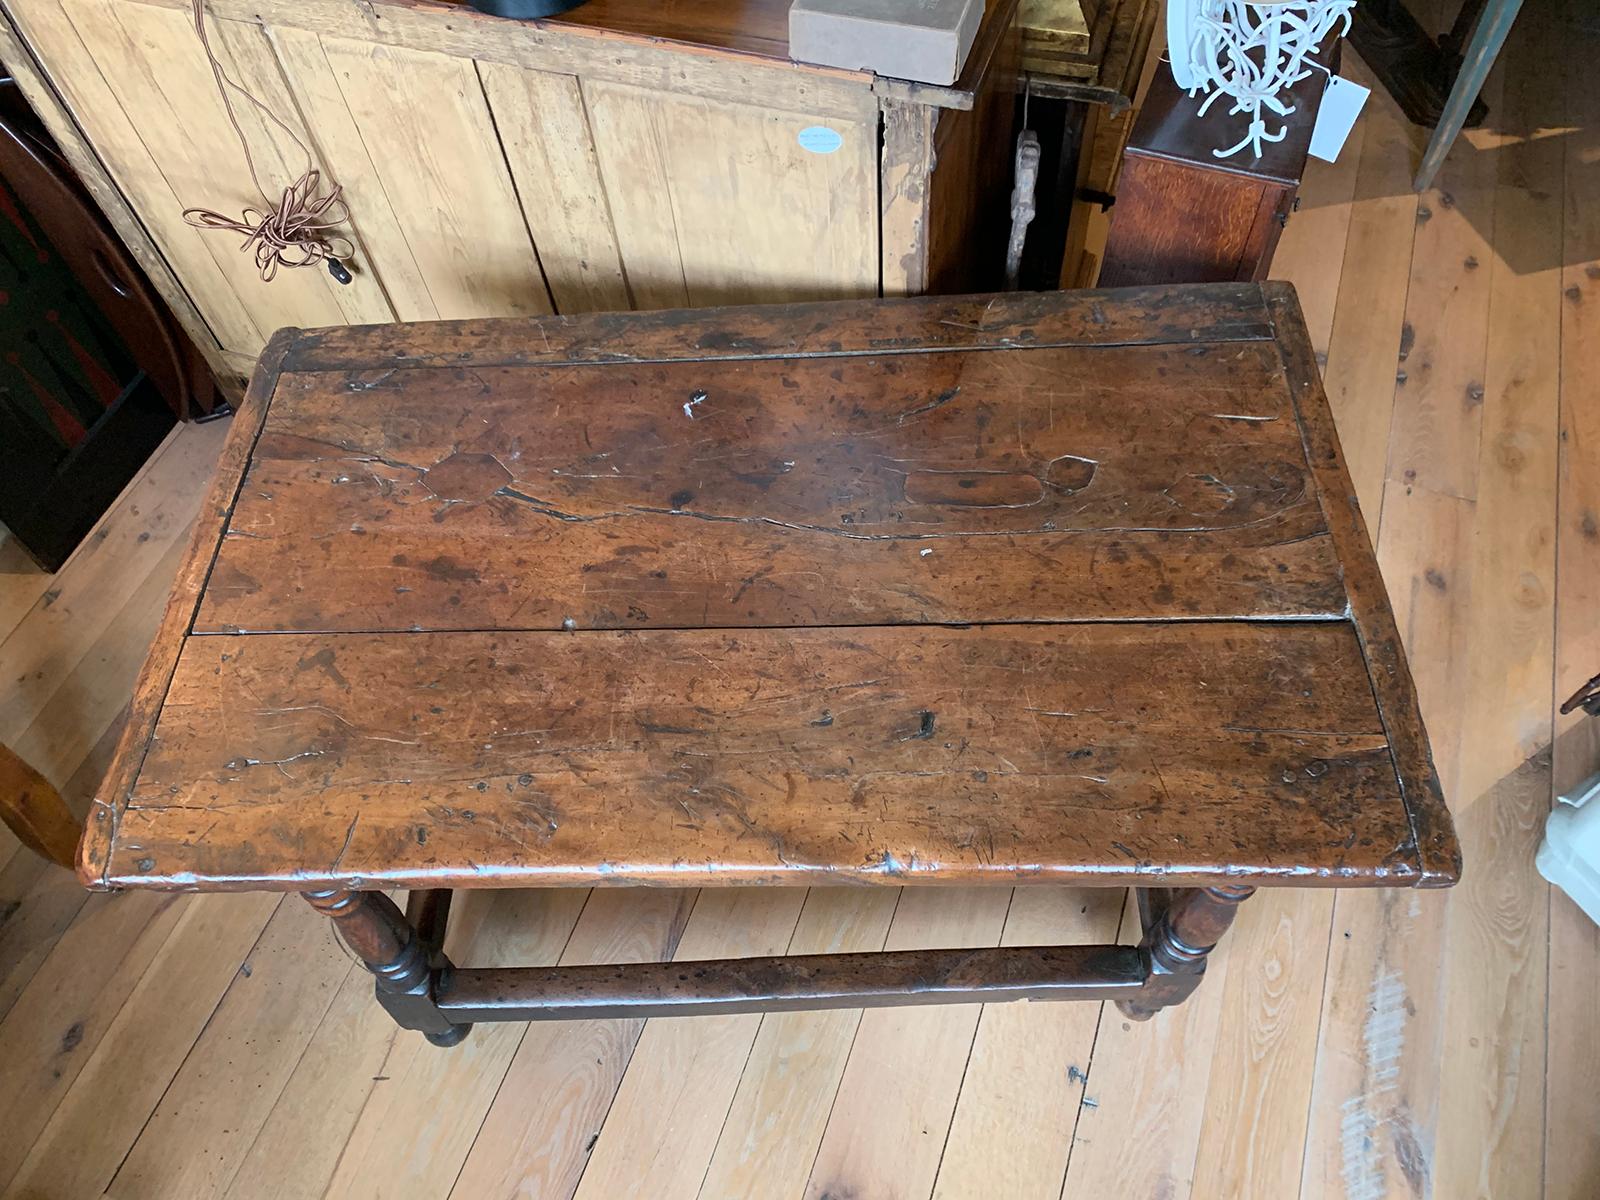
{"left": 181, "top": 0, "right": 354, "bottom": 283}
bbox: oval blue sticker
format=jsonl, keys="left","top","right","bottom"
{"left": 797, "top": 125, "right": 843, "bottom": 155}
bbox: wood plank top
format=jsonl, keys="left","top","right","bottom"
{"left": 84, "top": 285, "right": 1460, "bottom": 892}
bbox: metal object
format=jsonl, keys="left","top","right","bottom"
{"left": 1005, "top": 128, "right": 1042, "bottom": 288}
{"left": 1412, "top": 0, "right": 1522, "bottom": 190}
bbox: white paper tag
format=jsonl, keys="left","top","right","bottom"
{"left": 1309, "top": 75, "right": 1370, "bottom": 163}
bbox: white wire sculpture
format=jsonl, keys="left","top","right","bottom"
{"left": 1167, "top": 0, "right": 1357, "bottom": 160}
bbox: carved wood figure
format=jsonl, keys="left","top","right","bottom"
{"left": 81, "top": 284, "right": 1460, "bottom": 1043}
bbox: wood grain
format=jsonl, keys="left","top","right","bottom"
{"left": 79, "top": 330, "right": 295, "bottom": 887}
{"left": 439, "top": 937, "right": 1135, "bottom": 1020}
{"left": 0, "top": 744, "right": 78, "bottom": 868}
{"left": 476, "top": 63, "right": 632, "bottom": 315}
{"left": 694, "top": 888, "right": 900, "bottom": 1199}
{"left": 583, "top": 81, "right": 877, "bottom": 309}
{"left": 106, "top": 621, "right": 1415, "bottom": 891}
{"left": 570, "top": 890, "right": 806, "bottom": 1200}
{"left": 1546, "top": 6, "right": 1600, "bottom": 1196}
{"left": 0, "top": 421, "right": 228, "bottom": 747}
{"left": 1434, "top": 11, "right": 1562, "bottom": 1195}
{"left": 0, "top": 534, "right": 51, "bottom": 649}
{"left": 82, "top": 286, "right": 1452, "bottom": 900}
{"left": 923, "top": 20, "right": 1018, "bottom": 295}
{"left": 0, "top": 888, "right": 184, "bottom": 1192}
{"left": 930, "top": 887, "right": 1123, "bottom": 1199}
{"left": 10, "top": 532, "right": 187, "bottom": 787}
{"left": 549, "top": 0, "right": 792, "bottom": 61}
{"left": 1268, "top": 282, "right": 1458, "bottom": 887}
{"left": 1, "top": 893, "right": 281, "bottom": 1198}
{"left": 802, "top": 887, "right": 1012, "bottom": 1200}
{"left": 68, "top": 0, "right": 352, "bottom": 347}
{"left": 1290, "top": 45, "right": 1499, "bottom": 1184}
{"left": 1, "top": 39, "right": 1589, "bottom": 1197}
{"left": 278, "top": 285, "right": 1276, "bottom": 372}
{"left": 578, "top": 80, "right": 691, "bottom": 312}
{"left": 5, "top": 0, "right": 1012, "bottom": 392}
{"left": 1058, "top": 893, "right": 1231, "bottom": 1198}
{"left": 200, "top": 341, "right": 1341, "bottom": 633}
{"left": 0, "top": 3, "right": 236, "bottom": 386}
{"left": 219, "top": 940, "right": 408, "bottom": 1200}
{"left": 1100, "top": 156, "right": 1287, "bottom": 288}
{"left": 4, "top": 0, "right": 262, "bottom": 351}
{"left": 0, "top": 846, "right": 89, "bottom": 1018}
{"left": 880, "top": 100, "right": 935, "bottom": 296}
{"left": 206, "top": 15, "right": 396, "bottom": 331}
{"left": 1317, "top": 74, "right": 1424, "bottom": 522}
{"left": 447, "top": 889, "right": 693, "bottom": 1200}
{"left": 265, "top": 24, "right": 448, "bottom": 325}
{"left": 319, "top": 889, "right": 589, "bottom": 1200}
{"left": 1187, "top": 887, "right": 1335, "bottom": 1198}
{"left": 103, "top": 897, "right": 357, "bottom": 1199}
{"left": 1266, "top": 56, "right": 1371, "bottom": 363}
{"left": 1299, "top": 482, "right": 1470, "bottom": 1200}
{"left": 1382, "top": 63, "right": 1496, "bottom": 506}
{"left": 311, "top": 36, "right": 556, "bottom": 322}
{"left": 107, "top": 0, "right": 881, "bottom": 121}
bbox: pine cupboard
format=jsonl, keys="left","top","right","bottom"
{"left": 0, "top": 0, "right": 1020, "bottom": 390}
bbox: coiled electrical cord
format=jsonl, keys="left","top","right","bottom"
{"left": 180, "top": 0, "right": 354, "bottom": 284}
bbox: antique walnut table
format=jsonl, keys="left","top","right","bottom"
{"left": 82, "top": 283, "right": 1460, "bottom": 1046}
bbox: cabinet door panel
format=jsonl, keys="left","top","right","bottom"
{"left": 584, "top": 82, "right": 877, "bottom": 308}
{"left": 266, "top": 24, "right": 442, "bottom": 323}
{"left": 477, "top": 62, "right": 630, "bottom": 314}
{"left": 304, "top": 36, "right": 554, "bottom": 321}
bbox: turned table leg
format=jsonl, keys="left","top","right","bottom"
{"left": 303, "top": 888, "right": 470, "bottom": 1047}
{"left": 1117, "top": 883, "right": 1255, "bottom": 1020}
{"left": 0, "top": 742, "right": 81, "bottom": 869}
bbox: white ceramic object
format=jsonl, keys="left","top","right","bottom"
{"left": 1538, "top": 771, "right": 1600, "bottom": 926}
{"left": 1165, "top": 0, "right": 1357, "bottom": 160}
{"left": 1167, "top": 0, "right": 1202, "bottom": 89}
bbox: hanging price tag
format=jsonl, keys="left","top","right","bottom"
{"left": 1309, "top": 75, "right": 1370, "bottom": 163}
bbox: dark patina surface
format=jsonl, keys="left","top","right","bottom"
{"left": 83, "top": 284, "right": 1459, "bottom": 1038}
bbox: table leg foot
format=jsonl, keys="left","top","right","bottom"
{"left": 1116, "top": 884, "right": 1254, "bottom": 1021}
{"left": 303, "top": 888, "right": 472, "bottom": 1047}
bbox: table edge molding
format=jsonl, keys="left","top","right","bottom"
{"left": 80, "top": 326, "right": 301, "bottom": 889}
{"left": 1265, "top": 280, "right": 1461, "bottom": 889}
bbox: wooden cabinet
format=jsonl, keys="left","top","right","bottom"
{"left": 1097, "top": 51, "right": 1327, "bottom": 288}
{"left": 0, "top": 0, "right": 1018, "bottom": 388}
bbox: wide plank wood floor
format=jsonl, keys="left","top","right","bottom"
{"left": 1, "top": 6, "right": 1595, "bottom": 1195}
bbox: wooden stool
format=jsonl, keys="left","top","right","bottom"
{"left": 79, "top": 284, "right": 1460, "bottom": 1045}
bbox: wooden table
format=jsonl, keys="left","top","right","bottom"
{"left": 82, "top": 283, "right": 1460, "bottom": 1046}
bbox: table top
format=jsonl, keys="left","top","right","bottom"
{"left": 83, "top": 284, "right": 1459, "bottom": 893}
